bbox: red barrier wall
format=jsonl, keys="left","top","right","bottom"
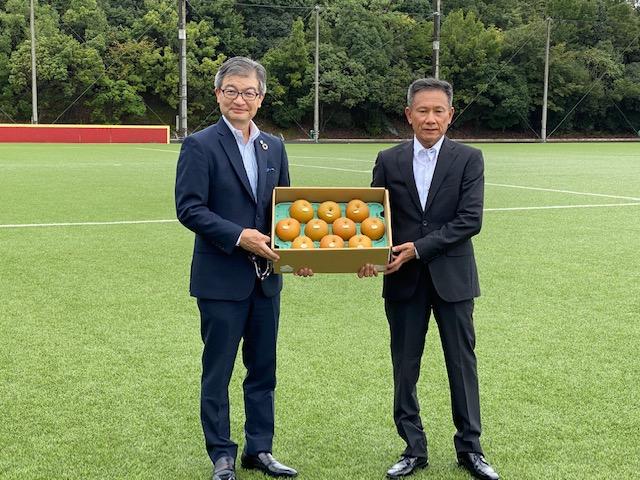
{"left": 0, "top": 124, "right": 170, "bottom": 144}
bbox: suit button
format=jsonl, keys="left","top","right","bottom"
{"left": 422, "top": 221, "right": 428, "bottom": 226}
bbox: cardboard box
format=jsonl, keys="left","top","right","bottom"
{"left": 270, "top": 187, "right": 393, "bottom": 273}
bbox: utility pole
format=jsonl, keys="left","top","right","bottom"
{"left": 178, "top": 0, "right": 187, "bottom": 138}
{"left": 432, "top": 0, "right": 441, "bottom": 79}
{"left": 30, "top": 0, "right": 38, "bottom": 124}
{"left": 313, "top": 5, "right": 320, "bottom": 143}
{"left": 541, "top": 17, "right": 551, "bottom": 142}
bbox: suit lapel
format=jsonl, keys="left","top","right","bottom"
{"left": 254, "top": 135, "right": 268, "bottom": 207}
{"left": 398, "top": 141, "right": 423, "bottom": 213}
{"left": 424, "top": 136, "right": 456, "bottom": 213}
{"left": 217, "top": 119, "right": 256, "bottom": 203}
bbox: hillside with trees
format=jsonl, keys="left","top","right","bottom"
{"left": 1, "top": 0, "right": 638, "bottom": 138}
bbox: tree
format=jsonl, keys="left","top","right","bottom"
{"left": 62, "top": 0, "right": 108, "bottom": 52}
{"left": 261, "top": 18, "right": 312, "bottom": 127}
{"left": 439, "top": 10, "right": 503, "bottom": 128}
{"left": 8, "top": 32, "right": 104, "bottom": 122}
{"left": 1, "top": 0, "right": 638, "bottom": 133}
{"left": 186, "top": 0, "right": 256, "bottom": 57}
{"left": 183, "top": 18, "right": 225, "bottom": 129}
{"left": 236, "top": 0, "right": 312, "bottom": 57}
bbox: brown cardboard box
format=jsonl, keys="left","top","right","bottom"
{"left": 270, "top": 187, "right": 393, "bottom": 273}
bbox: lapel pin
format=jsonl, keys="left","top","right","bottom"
{"left": 259, "top": 140, "right": 269, "bottom": 151}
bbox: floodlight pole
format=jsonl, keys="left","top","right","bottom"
{"left": 432, "top": 0, "right": 441, "bottom": 79}
{"left": 313, "top": 5, "right": 320, "bottom": 143}
{"left": 30, "top": 0, "right": 38, "bottom": 124}
{"left": 541, "top": 17, "right": 551, "bottom": 142}
{"left": 178, "top": 0, "right": 188, "bottom": 139}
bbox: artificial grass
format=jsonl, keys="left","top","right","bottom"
{"left": 1, "top": 142, "right": 639, "bottom": 479}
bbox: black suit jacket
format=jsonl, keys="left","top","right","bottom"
{"left": 372, "top": 136, "right": 483, "bottom": 302}
{"left": 175, "top": 119, "right": 290, "bottom": 301}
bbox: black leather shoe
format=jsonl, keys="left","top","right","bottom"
{"left": 213, "top": 456, "right": 235, "bottom": 480}
{"left": 386, "top": 456, "right": 428, "bottom": 478}
{"left": 457, "top": 452, "right": 499, "bottom": 480}
{"left": 241, "top": 452, "right": 298, "bottom": 477}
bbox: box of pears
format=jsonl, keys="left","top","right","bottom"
{"left": 270, "top": 187, "right": 392, "bottom": 274}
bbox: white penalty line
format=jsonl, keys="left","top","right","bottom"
{"left": 0, "top": 219, "right": 178, "bottom": 229}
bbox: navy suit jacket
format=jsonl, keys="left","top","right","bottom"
{"left": 372, "top": 136, "right": 483, "bottom": 303}
{"left": 175, "top": 119, "right": 290, "bottom": 301}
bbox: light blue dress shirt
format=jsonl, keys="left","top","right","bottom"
{"left": 222, "top": 116, "right": 261, "bottom": 247}
{"left": 413, "top": 135, "right": 444, "bottom": 210}
{"left": 222, "top": 115, "right": 260, "bottom": 198}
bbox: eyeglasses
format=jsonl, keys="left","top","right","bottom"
{"left": 249, "top": 253, "right": 273, "bottom": 280}
{"left": 220, "top": 88, "right": 261, "bottom": 101}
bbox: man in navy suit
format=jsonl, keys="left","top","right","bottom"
{"left": 359, "top": 78, "right": 499, "bottom": 480}
{"left": 176, "top": 57, "right": 299, "bottom": 480}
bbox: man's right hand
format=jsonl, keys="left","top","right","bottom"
{"left": 239, "top": 228, "right": 280, "bottom": 261}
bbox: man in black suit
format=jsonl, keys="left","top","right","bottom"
{"left": 359, "top": 78, "right": 499, "bottom": 480}
{"left": 175, "top": 57, "right": 301, "bottom": 480}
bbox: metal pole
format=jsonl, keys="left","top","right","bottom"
{"left": 30, "top": 0, "right": 38, "bottom": 124}
{"left": 178, "top": 0, "right": 188, "bottom": 138}
{"left": 541, "top": 17, "right": 551, "bottom": 142}
{"left": 432, "top": 0, "right": 441, "bottom": 79}
{"left": 313, "top": 5, "right": 320, "bottom": 143}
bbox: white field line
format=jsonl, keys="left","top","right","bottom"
{"left": 136, "top": 149, "right": 374, "bottom": 163}
{"left": 289, "top": 163, "right": 370, "bottom": 173}
{"left": 2, "top": 203, "right": 640, "bottom": 230}
{"left": 289, "top": 164, "right": 640, "bottom": 202}
{"left": 134, "top": 150, "right": 376, "bottom": 167}
{"left": 485, "top": 203, "right": 640, "bottom": 212}
{"left": 289, "top": 155, "right": 374, "bottom": 163}
{"left": 0, "top": 219, "right": 177, "bottom": 229}
{"left": 3, "top": 159, "right": 637, "bottom": 229}
{"left": 0, "top": 162, "right": 131, "bottom": 168}
{"left": 486, "top": 182, "right": 640, "bottom": 201}
{"left": 136, "top": 147, "right": 179, "bottom": 153}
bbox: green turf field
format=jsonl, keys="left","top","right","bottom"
{"left": 1, "top": 142, "right": 639, "bottom": 480}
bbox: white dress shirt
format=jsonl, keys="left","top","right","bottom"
{"left": 412, "top": 135, "right": 444, "bottom": 259}
{"left": 413, "top": 134, "right": 444, "bottom": 210}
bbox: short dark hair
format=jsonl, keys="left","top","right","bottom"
{"left": 214, "top": 56, "right": 267, "bottom": 95}
{"left": 407, "top": 78, "right": 453, "bottom": 107}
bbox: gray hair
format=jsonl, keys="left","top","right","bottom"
{"left": 214, "top": 56, "right": 267, "bottom": 96}
{"left": 407, "top": 78, "right": 453, "bottom": 107}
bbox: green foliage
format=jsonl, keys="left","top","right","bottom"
{"left": 7, "top": 32, "right": 104, "bottom": 122}
{"left": 262, "top": 18, "right": 311, "bottom": 127}
{"left": 0, "top": 0, "right": 638, "bottom": 134}
{"left": 62, "top": 0, "right": 108, "bottom": 50}
{"left": 440, "top": 10, "right": 504, "bottom": 127}
{"left": 186, "top": 0, "right": 255, "bottom": 57}
{"left": 236, "top": 0, "right": 312, "bottom": 57}
{"left": 88, "top": 78, "right": 146, "bottom": 123}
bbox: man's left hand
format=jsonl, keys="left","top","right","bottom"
{"left": 357, "top": 263, "right": 378, "bottom": 278}
{"left": 386, "top": 242, "right": 416, "bottom": 274}
{"left": 294, "top": 267, "right": 314, "bottom": 277}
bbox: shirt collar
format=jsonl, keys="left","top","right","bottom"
{"left": 413, "top": 135, "right": 445, "bottom": 160}
{"left": 222, "top": 115, "right": 261, "bottom": 145}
